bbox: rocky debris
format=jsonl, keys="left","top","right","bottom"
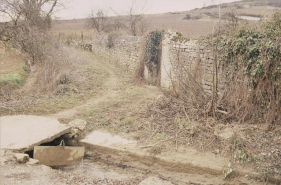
{"left": 68, "top": 119, "right": 87, "bottom": 131}
{"left": 1, "top": 150, "right": 16, "bottom": 165}
{"left": 218, "top": 128, "right": 235, "bottom": 140}
{"left": 0, "top": 150, "right": 6, "bottom": 165}
{"left": 1, "top": 150, "right": 5, "bottom": 157}
{"left": 26, "top": 158, "right": 39, "bottom": 165}
{"left": 14, "top": 153, "right": 29, "bottom": 163}
{"left": 0, "top": 158, "right": 8, "bottom": 165}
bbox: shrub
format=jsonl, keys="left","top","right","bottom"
{"left": 217, "top": 12, "right": 281, "bottom": 124}
{"left": 0, "top": 62, "right": 29, "bottom": 88}
{"left": 184, "top": 14, "right": 191, "bottom": 20}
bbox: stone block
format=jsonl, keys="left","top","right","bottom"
{"left": 68, "top": 119, "right": 87, "bottom": 131}
{"left": 14, "top": 153, "right": 29, "bottom": 163}
{"left": 27, "top": 158, "right": 39, "bottom": 165}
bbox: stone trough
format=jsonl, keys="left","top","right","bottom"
{"left": 0, "top": 115, "right": 85, "bottom": 166}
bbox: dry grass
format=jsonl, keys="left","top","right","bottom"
{"left": 0, "top": 48, "right": 109, "bottom": 116}
{"left": 0, "top": 43, "right": 24, "bottom": 74}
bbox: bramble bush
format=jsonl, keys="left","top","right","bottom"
{"left": 217, "top": 12, "right": 281, "bottom": 124}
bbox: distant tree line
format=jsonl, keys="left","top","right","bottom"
{"left": 87, "top": 1, "right": 150, "bottom": 36}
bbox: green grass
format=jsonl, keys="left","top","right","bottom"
{"left": 0, "top": 62, "right": 29, "bottom": 88}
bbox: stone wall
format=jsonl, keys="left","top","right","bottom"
{"left": 160, "top": 33, "right": 224, "bottom": 95}
{"left": 87, "top": 33, "right": 224, "bottom": 95}
{"left": 90, "top": 34, "right": 141, "bottom": 72}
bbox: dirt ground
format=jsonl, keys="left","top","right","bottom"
{"left": 0, "top": 158, "right": 267, "bottom": 185}
{"left": 1, "top": 48, "right": 280, "bottom": 184}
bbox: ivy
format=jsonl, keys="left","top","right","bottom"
{"left": 214, "top": 12, "right": 281, "bottom": 124}
{"left": 144, "top": 30, "right": 164, "bottom": 65}
{"left": 219, "top": 12, "right": 281, "bottom": 80}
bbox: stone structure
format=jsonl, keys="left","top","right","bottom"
{"left": 90, "top": 35, "right": 141, "bottom": 72}
{"left": 160, "top": 32, "right": 224, "bottom": 95}
{"left": 87, "top": 33, "right": 224, "bottom": 95}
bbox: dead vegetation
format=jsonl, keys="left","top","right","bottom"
{"left": 0, "top": 49, "right": 109, "bottom": 116}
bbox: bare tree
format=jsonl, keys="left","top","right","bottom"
{"left": 0, "top": 0, "right": 58, "bottom": 27}
{"left": 0, "top": 0, "right": 60, "bottom": 64}
{"left": 139, "top": 16, "right": 149, "bottom": 35}
{"left": 88, "top": 9, "right": 108, "bottom": 34}
{"left": 126, "top": 0, "right": 149, "bottom": 36}
{"left": 223, "top": 8, "right": 239, "bottom": 32}
{"left": 111, "top": 0, "right": 150, "bottom": 36}
{"left": 112, "top": 15, "right": 126, "bottom": 30}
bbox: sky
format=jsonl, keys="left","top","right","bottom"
{"left": 54, "top": 0, "right": 241, "bottom": 19}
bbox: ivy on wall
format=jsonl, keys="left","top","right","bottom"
{"left": 144, "top": 30, "right": 164, "bottom": 67}
{"left": 215, "top": 12, "right": 281, "bottom": 124}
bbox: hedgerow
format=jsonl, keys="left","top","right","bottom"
{"left": 217, "top": 12, "right": 281, "bottom": 124}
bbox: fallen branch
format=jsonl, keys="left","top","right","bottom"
{"left": 216, "top": 109, "right": 228, "bottom": 115}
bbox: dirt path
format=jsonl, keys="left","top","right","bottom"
{"left": 51, "top": 65, "right": 119, "bottom": 119}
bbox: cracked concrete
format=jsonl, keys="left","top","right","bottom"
{"left": 0, "top": 115, "right": 71, "bottom": 152}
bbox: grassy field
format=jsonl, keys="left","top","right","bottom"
{"left": 51, "top": 1, "right": 281, "bottom": 39}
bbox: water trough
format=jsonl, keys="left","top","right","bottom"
{"left": 0, "top": 115, "right": 85, "bottom": 166}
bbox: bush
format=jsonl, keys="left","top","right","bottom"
{"left": 184, "top": 14, "right": 191, "bottom": 20}
{"left": 217, "top": 12, "right": 281, "bottom": 124}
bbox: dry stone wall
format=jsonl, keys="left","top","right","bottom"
{"left": 86, "top": 33, "right": 224, "bottom": 96}
{"left": 160, "top": 33, "right": 225, "bottom": 95}
{"left": 90, "top": 34, "right": 141, "bottom": 72}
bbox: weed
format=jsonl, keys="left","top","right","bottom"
{"left": 238, "top": 149, "right": 248, "bottom": 164}
{"left": 155, "top": 133, "right": 167, "bottom": 140}
{"left": 175, "top": 117, "right": 189, "bottom": 128}
{"left": 121, "top": 117, "right": 135, "bottom": 125}
{"left": 0, "top": 62, "right": 29, "bottom": 88}
{"left": 222, "top": 162, "right": 233, "bottom": 180}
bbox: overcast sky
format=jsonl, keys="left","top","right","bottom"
{"left": 55, "top": 0, "right": 241, "bottom": 19}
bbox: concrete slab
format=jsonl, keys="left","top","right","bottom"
{"left": 0, "top": 115, "right": 72, "bottom": 152}
{"left": 81, "top": 131, "right": 137, "bottom": 147}
{"left": 80, "top": 130, "right": 228, "bottom": 176}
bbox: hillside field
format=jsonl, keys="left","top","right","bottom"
{"left": 51, "top": 1, "right": 281, "bottom": 38}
